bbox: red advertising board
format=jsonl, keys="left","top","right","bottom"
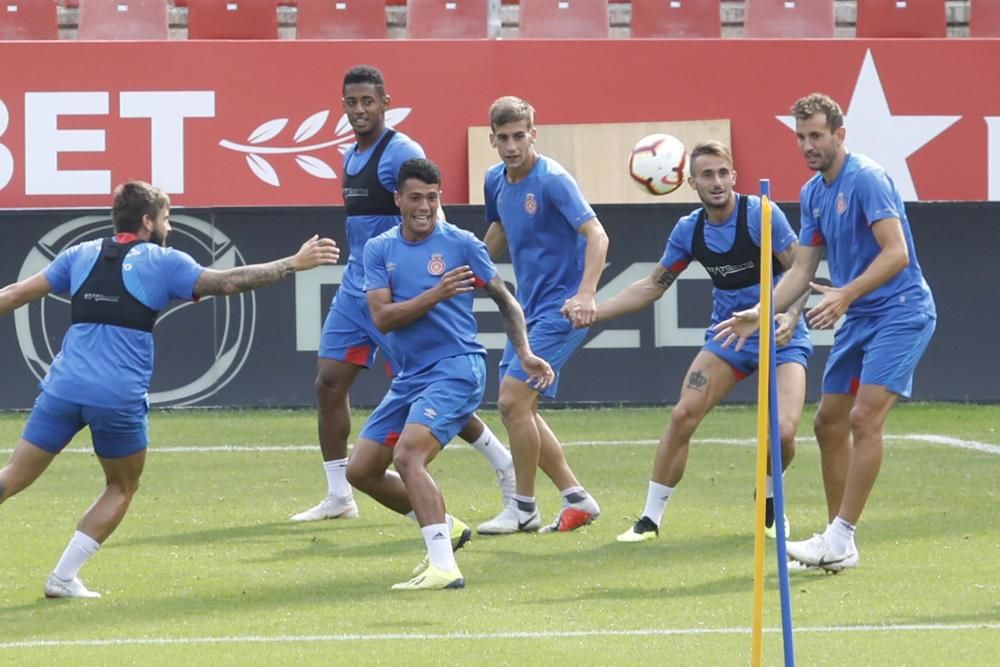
{"left": 0, "top": 39, "right": 997, "bottom": 208}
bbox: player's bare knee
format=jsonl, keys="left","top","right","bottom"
{"left": 848, "top": 405, "right": 884, "bottom": 442}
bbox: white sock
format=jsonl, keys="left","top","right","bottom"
{"left": 560, "top": 486, "right": 587, "bottom": 506}
{"left": 467, "top": 425, "right": 513, "bottom": 472}
{"left": 323, "top": 458, "right": 351, "bottom": 498}
{"left": 766, "top": 475, "right": 774, "bottom": 498}
{"left": 52, "top": 530, "right": 101, "bottom": 581}
{"left": 421, "top": 523, "right": 456, "bottom": 571}
{"left": 642, "top": 481, "right": 674, "bottom": 527}
{"left": 825, "top": 516, "right": 856, "bottom": 553}
{"left": 408, "top": 511, "right": 454, "bottom": 533}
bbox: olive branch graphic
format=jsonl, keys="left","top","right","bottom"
{"left": 219, "top": 108, "right": 412, "bottom": 187}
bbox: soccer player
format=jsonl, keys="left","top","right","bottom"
{"left": 0, "top": 181, "right": 339, "bottom": 598}
{"left": 476, "top": 96, "right": 606, "bottom": 535}
{"left": 715, "top": 94, "right": 937, "bottom": 571}
{"left": 293, "top": 65, "right": 515, "bottom": 523}
{"left": 571, "top": 141, "right": 812, "bottom": 544}
{"left": 346, "top": 159, "right": 552, "bottom": 590}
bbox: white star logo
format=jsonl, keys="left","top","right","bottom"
{"left": 777, "top": 50, "right": 961, "bottom": 201}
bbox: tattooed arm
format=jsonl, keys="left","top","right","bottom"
{"left": 484, "top": 275, "right": 553, "bottom": 390}
{"left": 194, "top": 235, "right": 339, "bottom": 298}
{"left": 572, "top": 264, "right": 679, "bottom": 329}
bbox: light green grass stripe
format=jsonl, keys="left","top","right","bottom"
{"left": 2, "top": 623, "right": 998, "bottom": 650}
{"left": 4, "top": 433, "right": 996, "bottom": 455}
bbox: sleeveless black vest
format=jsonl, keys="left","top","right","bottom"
{"left": 691, "top": 195, "right": 782, "bottom": 291}
{"left": 342, "top": 129, "right": 400, "bottom": 217}
{"left": 71, "top": 238, "right": 158, "bottom": 332}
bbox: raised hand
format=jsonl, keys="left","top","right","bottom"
{"left": 431, "top": 266, "right": 476, "bottom": 302}
{"left": 806, "top": 281, "right": 851, "bottom": 329}
{"left": 712, "top": 305, "right": 761, "bottom": 352}
{"left": 291, "top": 235, "right": 340, "bottom": 271}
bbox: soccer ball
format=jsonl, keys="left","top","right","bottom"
{"left": 628, "top": 133, "right": 687, "bottom": 196}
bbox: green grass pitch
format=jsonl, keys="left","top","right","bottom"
{"left": 1, "top": 404, "right": 998, "bottom": 665}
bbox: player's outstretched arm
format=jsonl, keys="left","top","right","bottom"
{"left": 368, "top": 265, "right": 476, "bottom": 333}
{"left": 560, "top": 218, "right": 609, "bottom": 327}
{"left": 484, "top": 221, "right": 508, "bottom": 260}
{"left": 571, "top": 264, "right": 678, "bottom": 329}
{"left": 194, "top": 235, "right": 339, "bottom": 298}
{"left": 484, "top": 275, "right": 553, "bottom": 390}
{"left": 0, "top": 273, "right": 53, "bottom": 317}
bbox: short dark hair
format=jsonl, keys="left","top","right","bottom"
{"left": 397, "top": 158, "right": 441, "bottom": 189}
{"left": 111, "top": 181, "right": 169, "bottom": 233}
{"left": 343, "top": 65, "right": 385, "bottom": 95}
{"left": 791, "top": 93, "right": 844, "bottom": 132}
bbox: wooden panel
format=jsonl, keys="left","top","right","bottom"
{"left": 467, "top": 119, "right": 731, "bottom": 204}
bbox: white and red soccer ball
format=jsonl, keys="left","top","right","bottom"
{"left": 628, "top": 133, "right": 687, "bottom": 196}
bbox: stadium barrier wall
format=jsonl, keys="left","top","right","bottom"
{"left": 0, "top": 202, "right": 994, "bottom": 409}
{"left": 1, "top": 39, "right": 999, "bottom": 210}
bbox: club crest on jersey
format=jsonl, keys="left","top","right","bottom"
{"left": 427, "top": 253, "right": 446, "bottom": 276}
{"left": 836, "top": 192, "right": 848, "bottom": 215}
{"left": 524, "top": 193, "right": 538, "bottom": 215}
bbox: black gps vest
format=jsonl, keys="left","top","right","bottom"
{"left": 342, "top": 129, "right": 400, "bottom": 217}
{"left": 691, "top": 195, "right": 782, "bottom": 291}
{"left": 70, "top": 238, "right": 158, "bottom": 333}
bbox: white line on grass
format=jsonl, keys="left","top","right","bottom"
{"left": 4, "top": 433, "right": 996, "bottom": 455}
{"left": 1, "top": 623, "right": 998, "bottom": 650}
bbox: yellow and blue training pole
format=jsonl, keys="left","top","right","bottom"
{"left": 751, "top": 179, "right": 796, "bottom": 666}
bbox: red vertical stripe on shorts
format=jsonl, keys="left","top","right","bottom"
{"left": 344, "top": 345, "right": 370, "bottom": 366}
{"left": 850, "top": 377, "right": 861, "bottom": 395}
{"left": 385, "top": 431, "right": 400, "bottom": 448}
{"left": 383, "top": 360, "right": 394, "bottom": 378}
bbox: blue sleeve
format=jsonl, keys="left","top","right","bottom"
{"left": 748, "top": 200, "right": 797, "bottom": 254}
{"left": 855, "top": 167, "right": 901, "bottom": 226}
{"left": 546, "top": 171, "right": 596, "bottom": 230}
{"left": 363, "top": 237, "right": 390, "bottom": 292}
{"left": 465, "top": 232, "right": 497, "bottom": 286}
{"left": 659, "top": 217, "right": 693, "bottom": 272}
{"left": 379, "top": 136, "right": 426, "bottom": 192}
{"left": 798, "top": 185, "right": 824, "bottom": 247}
{"left": 43, "top": 245, "right": 79, "bottom": 295}
{"left": 162, "top": 249, "right": 205, "bottom": 302}
{"left": 484, "top": 169, "right": 500, "bottom": 223}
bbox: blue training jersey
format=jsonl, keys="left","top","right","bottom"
{"left": 339, "top": 130, "right": 425, "bottom": 297}
{"left": 363, "top": 221, "right": 495, "bottom": 379}
{"left": 799, "top": 153, "right": 935, "bottom": 318}
{"left": 484, "top": 155, "right": 596, "bottom": 324}
{"left": 41, "top": 237, "right": 205, "bottom": 407}
{"left": 661, "top": 194, "right": 809, "bottom": 343}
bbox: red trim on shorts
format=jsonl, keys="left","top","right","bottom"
{"left": 849, "top": 377, "right": 861, "bottom": 395}
{"left": 383, "top": 360, "right": 394, "bottom": 378}
{"left": 385, "top": 431, "right": 400, "bottom": 448}
{"left": 473, "top": 276, "right": 486, "bottom": 289}
{"left": 344, "top": 345, "right": 371, "bottom": 366}
{"left": 732, "top": 368, "right": 749, "bottom": 382}
{"left": 810, "top": 231, "right": 825, "bottom": 246}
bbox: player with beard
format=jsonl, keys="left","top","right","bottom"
{"left": 0, "top": 180, "right": 339, "bottom": 598}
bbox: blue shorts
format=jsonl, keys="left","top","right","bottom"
{"left": 318, "top": 290, "right": 398, "bottom": 375}
{"left": 703, "top": 328, "right": 813, "bottom": 379}
{"left": 822, "top": 310, "right": 936, "bottom": 398}
{"left": 499, "top": 316, "right": 587, "bottom": 399}
{"left": 22, "top": 391, "right": 149, "bottom": 458}
{"left": 360, "top": 354, "right": 486, "bottom": 448}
